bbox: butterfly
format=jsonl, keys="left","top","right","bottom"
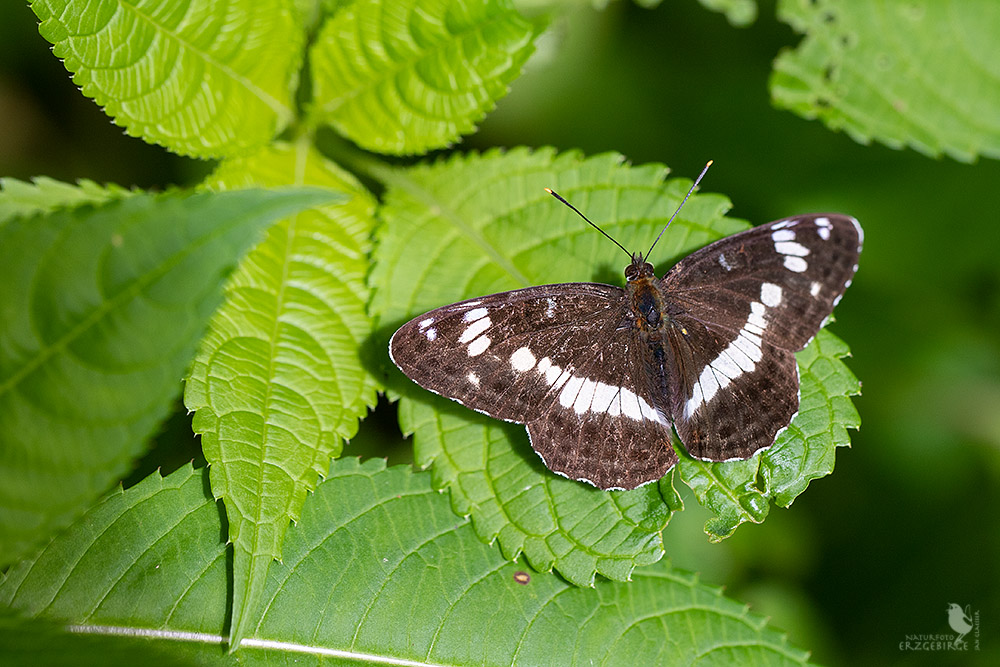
{"left": 389, "top": 166, "right": 862, "bottom": 490}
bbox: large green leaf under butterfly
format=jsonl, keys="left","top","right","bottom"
{"left": 0, "top": 459, "right": 812, "bottom": 665}
{"left": 389, "top": 208, "right": 861, "bottom": 489}
{"left": 372, "top": 147, "right": 861, "bottom": 582}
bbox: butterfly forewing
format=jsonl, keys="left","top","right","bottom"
{"left": 661, "top": 214, "right": 862, "bottom": 461}
{"left": 389, "top": 284, "right": 678, "bottom": 488}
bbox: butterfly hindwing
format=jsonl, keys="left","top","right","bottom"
{"left": 661, "top": 214, "right": 862, "bottom": 461}
{"left": 525, "top": 327, "right": 677, "bottom": 490}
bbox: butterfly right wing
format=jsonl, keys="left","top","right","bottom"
{"left": 389, "top": 284, "right": 677, "bottom": 489}
{"left": 660, "top": 214, "right": 862, "bottom": 462}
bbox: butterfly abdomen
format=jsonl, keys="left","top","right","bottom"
{"left": 627, "top": 272, "right": 676, "bottom": 431}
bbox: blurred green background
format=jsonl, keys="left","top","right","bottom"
{"left": 2, "top": 1, "right": 997, "bottom": 664}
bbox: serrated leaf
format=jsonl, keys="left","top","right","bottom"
{"left": 371, "top": 147, "right": 739, "bottom": 583}
{"left": 0, "top": 459, "right": 813, "bottom": 665}
{"left": 186, "top": 143, "right": 379, "bottom": 649}
{"left": 0, "top": 187, "right": 335, "bottom": 564}
{"left": 31, "top": 0, "right": 302, "bottom": 159}
{"left": 678, "top": 329, "right": 860, "bottom": 541}
{"left": 771, "top": 0, "right": 1000, "bottom": 162}
{"left": 371, "top": 147, "right": 862, "bottom": 561}
{"left": 309, "top": 0, "right": 542, "bottom": 155}
{"left": 399, "top": 394, "right": 684, "bottom": 585}
{"left": 0, "top": 177, "right": 133, "bottom": 225}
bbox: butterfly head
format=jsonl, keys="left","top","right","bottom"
{"left": 625, "top": 253, "right": 656, "bottom": 282}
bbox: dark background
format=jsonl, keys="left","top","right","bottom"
{"left": 2, "top": 1, "right": 997, "bottom": 664}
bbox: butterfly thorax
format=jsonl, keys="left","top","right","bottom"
{"left": 624, "top": 253, "right": 666, "bottom": 330}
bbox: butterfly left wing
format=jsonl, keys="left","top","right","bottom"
{"left": 390, "top": 284, "right": 677, "bottom": 489}
{"left": 661, "top": 213, "right": 863, "bottom": 461}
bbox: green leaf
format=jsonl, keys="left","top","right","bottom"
{"left": 677, "top": 329, "right": 860, "bottom": 541}
{"left": 309, "top": 0, "right": 542, "bottom": 155}
{"left": 0, "top": 177, "right": 133, "bottom": 225}
{"left": 771, "top": 0, "right": 1000, "bottom": 162}
{"left": 0, "top": 460, "right": 812, "bottom": 665}
{"left": 399, "top": 395, "right": 685, "bottom": 585}
{"left": 30, "top": 0, "right": 303, "bottom": 159}
{"left": 371, "top": 147, "right": 740, "bottom": 583}
{"left": 371, "top": 147, "right": 861, "bottom": 564}
{"left": 186, "top": 143, "right": 380, "bottom": 649}
{"left": 0, "top": 607, "right": 185, "bottom": 666}
{"left": 0, "top": 187, "right": 336, "bottom": 564}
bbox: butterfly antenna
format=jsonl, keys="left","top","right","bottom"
{"left": 646, "top": 159, "right": 713, "bottom": 260}
{"left": 545, "top": 188, "right": 631, "bottom": 258}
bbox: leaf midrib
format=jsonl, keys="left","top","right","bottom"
{"left": 0, "top": 210, "right": 239, "bottom": 400}
{"left": 116, "top": 0, "right": 292, "bottom": 121}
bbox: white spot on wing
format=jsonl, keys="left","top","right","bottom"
{"left": 687, "top": 383, "right": 703, "bottom": 416}
{"left": 726, "top": 342, "right": 755, "bottom": 372}
{"left": 550, "top": 368, "right": 572, "bottom": 390}
{"left": 748, "top": 301, "right": 767, "bottom": 330}
{"left": 810, "top": 281, "right": 822, "bottom": 297}
{"left": 733, "top": 330, "right": 763, "bottom": 361}
{"left": 573, "top": 379, "right": 598, "bottom": 414}
{"left": 718, "top": 253, "right": 733, "bottom": 271}
{"left": 684, "top": 299, "right": 773, "bottom": 417}
{"left": 425, "top": 327, "right": 437, "bottom": 341}
{"left": 607, "top": 392, "right": 622, "bottom": 417}
{"left": 545, "top": 297, "right": 556, "bottom": 319}
{"left": 536, "top": 356, "right": 552, "bottom": 375}
{"left": 591, "top": 382, "right": 617, "bottom": 413}
{"left": 467, "top": 372, "right": 480, "bottom": 387}
{"left": 419, "top": 318, "right": 434, "bottom": 330}
{"left": 775, "top": 241, "right": 810, "bottom": 257}
{"left": 697, "top": 365, "right": 721, "bottom": 404}
{"left": 619, "top": 389, "right": 643, "bottom": 421}
{"left": 711, "top": 351, "right": 742, "bottom": 380}
{"left": 850, "top": 216, "right": 864, "bottom": 245}
{"left": 467, "top": 336, "right": 490, "bottom": 356}
{"left": 463, "top": 307, "right": 488, "bottom": 322}
{"left": 641, "top": 398, "right": 664, "bottom": 423}
{"left": 559, "top": 375, "right": 585, "bottom": 408}
{"left": 772, "top": 229, "right": 796, "bottom": 242}
{"left": 760, "top": 282, "right": 782, "bottom": 307}
{"left": 510, "top": 347, "right": 536, "bottom": 372}
{"left": 784, "top": 256, "right": 808, "bottom": 272}
{"left": 458, "top": 316, "right": 491, "bottom": 343}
